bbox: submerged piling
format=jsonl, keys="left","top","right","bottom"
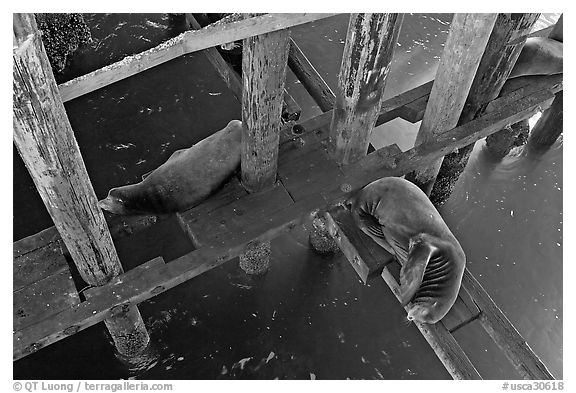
{"left": 13, "top": 13, "right": 150, "bottom": 357}
{"left": 525, "top": 91, "right": 563, "bottom": 152}
{"left": 239, "top": 19, "right": 290, "bottom": 274}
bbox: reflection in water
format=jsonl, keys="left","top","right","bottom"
{"left": 13, "top": 13, "right": 562, "bottom": 379}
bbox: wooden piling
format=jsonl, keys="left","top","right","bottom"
{"left": 241, "top": 27, "right": 290, "bottom": 192}
{"left": 13, "top": 13, "right": 149, "bottom": 357}
{"left": 239, "top": 21, "right": 290, "bottom": 274}
{"left": 329, "top": 13, "right": 403, "bottom": 165}
{"left": 483, "top": 14, "right": 562, "bottom": 161}
{"left": 405, "top": 13, "right": 498, "bottom": 196}
{"left": 429, "top": 13, "right": 540, "bottom": 205}
{"left": 526, "top": 91, "right": 563, "bottom": 151}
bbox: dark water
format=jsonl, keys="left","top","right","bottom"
{"left": 13, "top": 13, "right": 562, "bottom": 379}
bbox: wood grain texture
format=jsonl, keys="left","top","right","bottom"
{"left": 288, "top": 38, "right": 335, "bottom": 112}
{"left": 58, "top": 13, "right": 337, "bottom": 102}
{"left": 14, "top": 240, "right": 68, "bottom": 291}
{"left": 14, "top": 269, "right": 80, "bottom": 332}
{"left": 461, "top": 269, "right": 554, "bottom": 379}
{"left": 241, "top": 27, "right": 291, "bottom": 192}
{"left": 13, "top": 13, "right": 122, "bottom": 287}
{"left": 329, "top": 13, "right": 403, "bottom": 164}
{"left": 13, "top": 13, "right": 149, "bottom": 357}
{"left": 407, "top": 13, "right": 498, "bottom": 194}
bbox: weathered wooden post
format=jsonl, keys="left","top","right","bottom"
{"left": 239, "top": 21, "right": 291, "bottom": 274}
{"left": 309, "top": 13, "right": 402, "bottom": 255}
{"left": 483, "top": 14, "right": 562, "bottom": 162}
{"left": 429, "top": 13, "right": 540, "bottom": 205}
{"left": 525, "top": 90, "right": 563, "bottom": 152}
{"left": 404, "top": 14, "right": 498, "bottom": 196}
{"left": 13, "top": 13, "right": 149, "bottom": 357}
{"left": 329, "top": 13, "right": 403, "bottom": 165}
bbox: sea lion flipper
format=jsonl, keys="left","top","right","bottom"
{"left": 399, "top": 235, "right": 435, "bottom": 306}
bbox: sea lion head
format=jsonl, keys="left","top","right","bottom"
{"left": 98, "top": 187, "right": 134, "bottom": 215}
{"left": 406, "top": 301, "right": 443, "bottom": 324}
{"left": 98, "top": 183, "right": 171, "bottom": 215}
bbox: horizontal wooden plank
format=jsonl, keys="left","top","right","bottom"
{"left": 346, "top": 88, "right": 555, "bottom": 185}
{"left": 324, "top": 206, "right": 395, "bottom": 283}
{"left": 83, "top": 257, "right": 166, "bottom": 299}
{"left": 461, "top": 269, "right": 554, "bottom": 379}
{"left": 178, "top": 183, "right": 293, "bottom": 248}
{"left": 13, "top": 226, "right": 61, "bottom": 259}
{"left": 59, "top": 13, "right": 338, "bottom": 102}
{"left": 14, "top": 269, "right": 79, "bottom": 332}
{"left": 380, "top": 266, "right": 481, "bottom": 379}
{"left": 14, "top": 239, "right": 68, "bottom": 291}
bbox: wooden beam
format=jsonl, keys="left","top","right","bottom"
{"left": 14, "top": 269, "right": 80, "bottom": 332}
{"left": 13, "top": 13, "right": 149, "bottom": 357}
{"left": 58, "top": 13, "right": 337, "bottom": 102}
{"left": 324, "top": 206, "right": 396, "bottom": 283}
{"left": 186, "top": 14, "right": 243, "bottom": 101}
{"left": 380, "top": 267, "right": 481, "bottom": 379}
{"left": 14, "top": 235, "right": 67, "bottom": 291}
{"left": 429, "top": 13, "right": 540, "bottom": 205}
{"left": 461, "top": 269, "right": 554, "bottom": 379}
{"left": 13, "top": 80, "right": 555, "bottom": 361}
{"left": 187, "top": 14, "right": 301, "bottom": 122}
{"left": 329, "top": 13, "right": 403, "bottom": 164}
{"left": 288, "top": 38, "right": 335, "bottom": 112}
{"left": 405, "top": 13, "right": 498, "bottom": 195}
{"left": 241, "top": 26, "right": 291, "bottom": 192}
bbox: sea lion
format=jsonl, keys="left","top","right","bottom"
{"left": 509, "top": 37, "right": 563, "bottom": 79}
{"left": 347, "top": 177, "right": 466, "bottom": 324}
{"left": 98, "top": 120, "right": 243, "bottom": 215}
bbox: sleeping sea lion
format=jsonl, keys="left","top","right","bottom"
{"left": 509, "top": 37, "right": 563, "bottom": 79}
{"left": 347, "top": 177, "right": 466, "bottom": 324}
{"left": 98, "top": 120, "right": 243, "bottom": 215}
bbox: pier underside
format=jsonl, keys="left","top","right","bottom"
{"left": 13, "top": 73, "right": 560, "bottom": 379}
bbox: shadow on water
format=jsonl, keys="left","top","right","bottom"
{"left": 13, "top": 13, "right": 561, "bottom": 379}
